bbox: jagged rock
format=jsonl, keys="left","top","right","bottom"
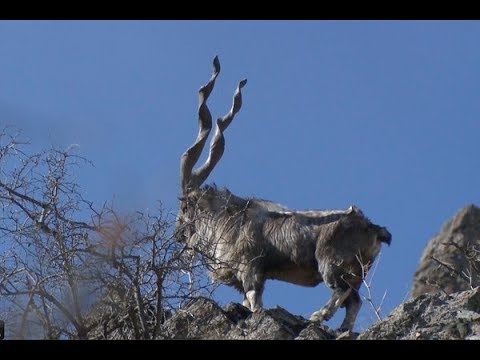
{"left": 411, "top": 204, "right": 480, "bottom": 297}
{"left": 295, "top": 323, "right": 337, "bottom": 340}
{"left": 160, "top": 297, "right": 337, "bottom": 340}
{"left": 161, "top": 297, "right": 235, "bottom": 339}
{"left": 358, "top": 287, "right": 480, "bottom": 340}
{"left": 227, "top": 307, "right": 311, "bottom": 340}
{"left": 92, "top": 287, "right": 480, "bottom": 340}
{"left": 162, "top": 289, "right": 480, "bottom": 340}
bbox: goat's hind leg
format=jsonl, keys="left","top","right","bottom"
{"left": 310, "top": 262, "right": 354, "bottom": 323}
{"left": 310, "top": 286, "right": 351, "bottom": 323}
{"left": 339, "top": 291, "right": 361, "bottom": 332}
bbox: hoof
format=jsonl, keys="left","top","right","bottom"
{"left": 336, "top": 330, "right": 355, "bottom": 340}
{"left": 309, "top": 310, "right": 326, "bottom": 323}
{"left": 251, "top": 306, "right": 263, "bottom": 313}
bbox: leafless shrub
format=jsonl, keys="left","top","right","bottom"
{"left": 355, "top": 252, "right": 388, "bottom": 321}
{"left": 0, "top": 127, "right": 215, "bottom": 339}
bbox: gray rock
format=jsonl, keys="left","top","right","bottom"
{"left": 160, "top": 285, "right": 480, "bottom": 340}
{"left": 160, "top": 297, "right": 338, "bottom": 340}
{"left": 227, "top": 307, "right": 308, "bottom": 340}
{"left": 295, "top": 323, "right": 336, "bottom": 340}
{"left": 411, "top": 205, "right": 480, "bottom": 297}
{"left": 161, "top": 297, "right": 237, "bottom": 339}
{"left": 411, "top": 204, "right": 480, "bottom": 298}
{"left": 105, "top": 287, "right": 480, "bottom": 340}
{"left": 359, "top": 287, "right": 480, "bottom": 340}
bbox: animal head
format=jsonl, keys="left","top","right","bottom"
{"left": 175, "top": 187, "right": 212, "bottom": 243}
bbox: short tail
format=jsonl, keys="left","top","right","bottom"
{"left": 372, "top": 224, "right": 392, "bottom": 246}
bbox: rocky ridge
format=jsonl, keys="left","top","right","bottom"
{"left": 160, "top": 288, "right": 480, "bottom": 340}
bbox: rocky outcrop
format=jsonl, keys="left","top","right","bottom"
{"left": 411, "top": 204, "right": 480, "bottom": 298}
{"left": 160, "top": 288, "right": 480, "bottom": 340}
{"left": 161, "top": 297, "right": 337, "bottom": 340}
{"left": 359, "top": 287, "right": 480, "bottom": 340}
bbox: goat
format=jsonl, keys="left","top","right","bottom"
{"left": 176, "top": 56, "right": 391, "bottom": 331}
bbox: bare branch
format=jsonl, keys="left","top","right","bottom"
{"left": 431, "top": 255, "right": 472, "bottom": 284}
{"left": 0, "top": 180, "right": 48, "bottom": 208}
{"left": 356, "top": 253, "right": 385, "bottom": 321}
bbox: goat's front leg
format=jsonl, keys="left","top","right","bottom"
{"left": 245, "top": 289, "right": 263, "bottom": 312}
{"left": 241, "top": 270, "right": 265, "bottom": 312}
{"left": 310, "top": 287, "right": 352, "bottom": 323}
{"left": 242, "top": 295, "right": 251, "bottom": 309}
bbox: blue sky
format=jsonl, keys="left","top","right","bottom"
{"left": 1, "top": 20, "right": 479, "bottom": 330}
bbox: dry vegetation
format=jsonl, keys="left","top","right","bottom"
{"left": 0, "top": 127, "right": 215, "bottom": 339}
